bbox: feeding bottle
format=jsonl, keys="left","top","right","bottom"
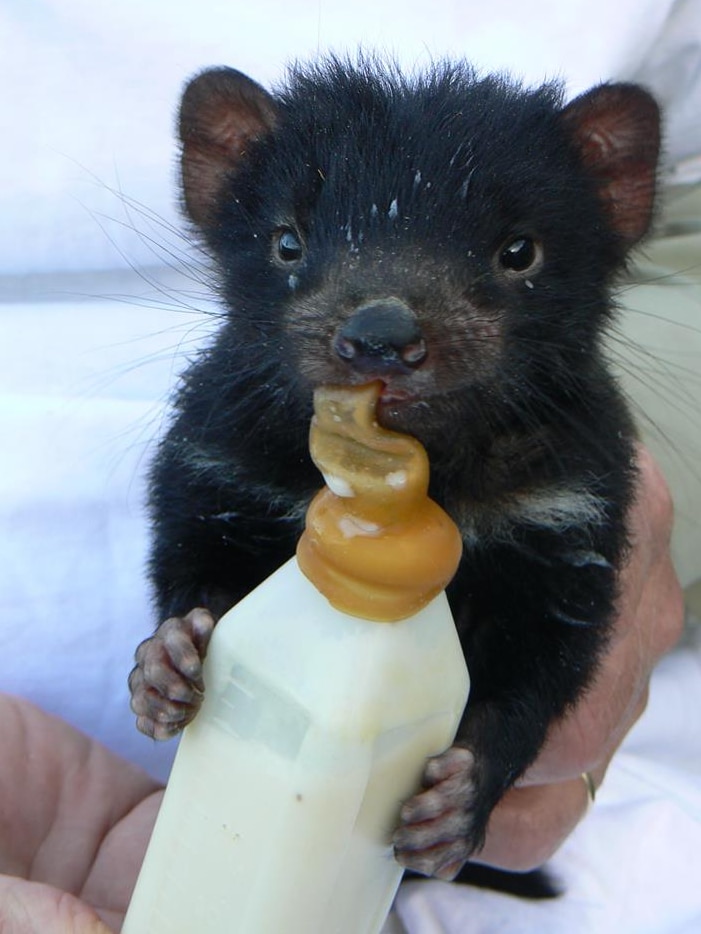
{"left": 122, "top": 381, "right": 469, "bottom": 934}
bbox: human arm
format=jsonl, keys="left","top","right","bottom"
{"left": 476, "top": 445, "right": 684, "bottom": 871}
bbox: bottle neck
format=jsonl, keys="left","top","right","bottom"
{"left": 296, "top": 383, "right": 462, "bottom": 622}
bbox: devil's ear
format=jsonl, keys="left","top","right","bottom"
{"left": 561, "top": 83, "right": 660, "bottom": 249}
{"left": 178, "top": 67, "right": 278, "bottom": 227}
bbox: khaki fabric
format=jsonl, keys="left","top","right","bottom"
{"left": 610, "top": 183, "right": 701, "bottom": 600}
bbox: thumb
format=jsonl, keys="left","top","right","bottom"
{"left": 0, "top": 875, "right": 113, "bottom": 934}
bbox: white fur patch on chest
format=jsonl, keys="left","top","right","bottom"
{"left": 458, "top": 486, "right": 608, "bottom": 547}
{"left": 509, "top": 488, "right": 607, "bottom": 529}
{"left": 180, "top": 442, "right": 309, "bottom": 524}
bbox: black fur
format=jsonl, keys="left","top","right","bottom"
{"left": 133, "top": 57, "right": 660, "bottom": 884}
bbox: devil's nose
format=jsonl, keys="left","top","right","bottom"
{"left": 333, "top": 299, "right": 427, "bottom": 374}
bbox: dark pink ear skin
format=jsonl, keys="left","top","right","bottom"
{"left": 561, "top": 84, "right": 661, "bottom": 251}
{"left": 179, "top": 68, "right": 279, "bottom": 227}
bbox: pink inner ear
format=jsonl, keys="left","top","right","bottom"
{"left": 605, "top": 171, "right": 660, "bottom": 245}
{"left": 178, "top": 69, "right": 278, "bottom": 227}
{"left": 562, "top": 84, "right": 660, "bottom": 249}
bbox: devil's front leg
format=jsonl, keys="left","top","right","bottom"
{"left": 393, "top": 532, "right": 619, "bottom": 879}
{"left": 128, "top": 535, "right": 293, "bottom": 739}
{"left": 129, "top": 607, "right": 219, "bottom": 739}
{"left": 129, "top": 477, "right": 303, "bottom": 739}
{"left": 128, "top": 528, "right": 267, "bottom": 740}
{"left": 393, "top": 697, "right": 557, "bottom": 879}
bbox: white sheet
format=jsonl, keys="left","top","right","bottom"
{"left": 0, "top": 268, "right": 214, "bottom": 779}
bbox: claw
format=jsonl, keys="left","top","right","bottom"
{"left": 129, "top": 607, "right": 216, "bottom": 739}
{"left": 393, "top": 745, "right": 483, "bottom": 878}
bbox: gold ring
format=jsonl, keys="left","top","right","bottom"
{"left": 581, "top": 771, "right": 596, "bottom": 810}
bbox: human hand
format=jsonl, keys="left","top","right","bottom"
{"left": 474, "top": 444, "right": 685, "bottom": 871}
{"left": 0, "top": 694, "right": 163, "bottom": 933}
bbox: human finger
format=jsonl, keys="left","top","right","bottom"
{"left": 0, "top": 875, "right": 114, "bottom": 934}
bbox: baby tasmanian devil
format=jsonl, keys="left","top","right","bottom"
{"left": 129, "top": 57, "right": 660, "bottom": 882}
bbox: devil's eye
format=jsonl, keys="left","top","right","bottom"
{"left": 498, "top": 236, "right": 541, "bottom": 273}
{"left": 275, "top": 228, "right": 304, "bottom": 263}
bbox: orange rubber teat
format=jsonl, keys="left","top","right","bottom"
{"left": 296, "top": 382, "right": 463, "bottom": 621}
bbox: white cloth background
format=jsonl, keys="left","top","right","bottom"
{"left": 1, "top": 2, "right": 700, "bottom": 932}
{"left": 2, "top": 0, "right": 700, "bottom": 276}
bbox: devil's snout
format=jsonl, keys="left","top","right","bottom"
{"left": 333, "top": 299, "right": 427, "bottom": 375}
